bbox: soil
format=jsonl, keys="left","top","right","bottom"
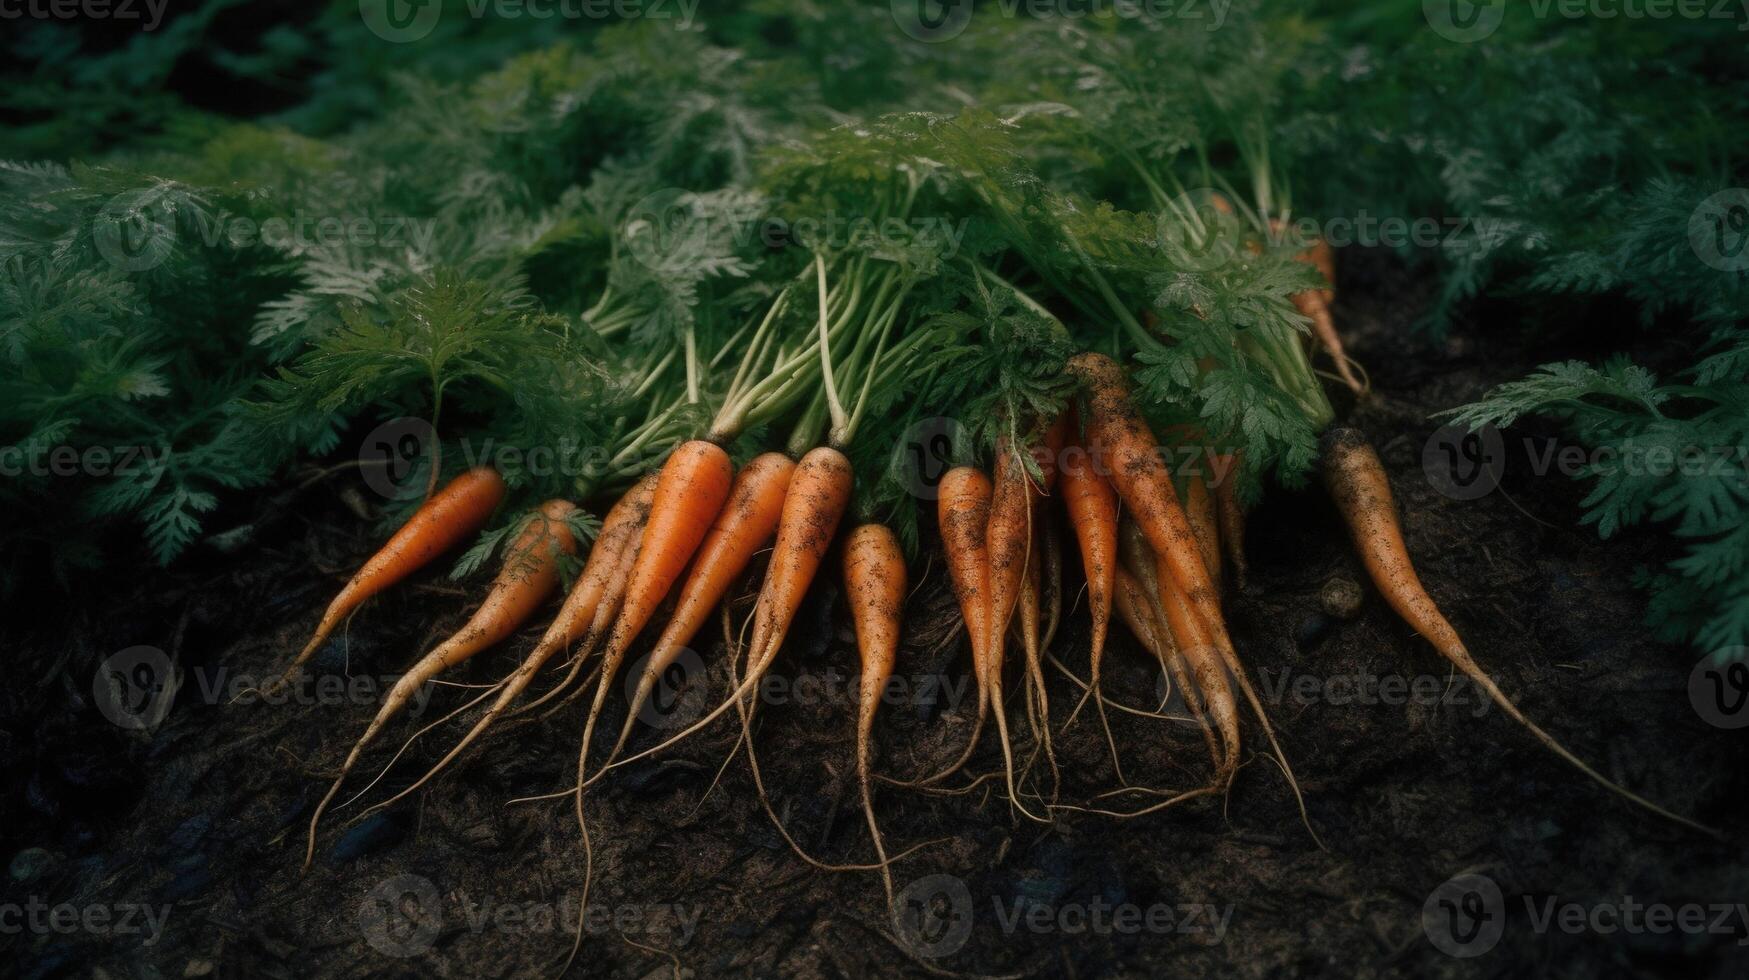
{"left": 4, "top": 253, "right": 1746, "bottom": 980}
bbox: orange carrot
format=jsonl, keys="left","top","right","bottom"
{"left": 1210, "top": 452, "right": 1248, "bottom": 591}
{"left": 360, "top": 473, "right": 659, "bottom": 810}
{"left": 575, "top": 440, "right": 734, "bottom": 780}
{"left": 606, "top": 446, "right": 853, "bottom": 770}
{"left": 1321, "top": 427, "right": 1715, "bottom": 835}
{"left": 1060, "top": 438, "right": 1120, "bottom": 742}
{"left": 1068, "top": 353, "right": 1228, "bottom": 657}
{"left": 1184, "top": 468, "right": 1222, "bottom": 595}
{"left": 843, "top": 523, "right": 906, "bottom": 920}
{"left": 600, "top": 452, "right": 796, "bottom": 770}
{"left": 280, "top": 466, "right": 505, "bottom": 686}
{"left": 304, "top": 498, "right": 578, "bottom": 868}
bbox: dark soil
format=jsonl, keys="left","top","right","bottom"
{"left": 5, "top": 254, "right": 1746, "bottom": 979}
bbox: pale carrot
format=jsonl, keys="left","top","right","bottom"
{"left": 304, "top": 498, "right": 578, "bottom": 868}
{"left": 1322, "top": 426, "right": 1716, "bottom": 836}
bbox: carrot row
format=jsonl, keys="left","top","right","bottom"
{"left": 284, "top": 351, "right": 1713, "bottom": 878}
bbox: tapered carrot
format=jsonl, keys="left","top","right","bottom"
{"left": 278, "top": 467, "right": 505, "bottom": 688}
{"left": 1060, "top": 439, "right": 1120, "bottom": 752}
{"left": 575, "top": 440, "right": 734, "bottom": 782}
{"left": 606, "top": 446, "right": 853, "bottom": 770}
{"left": 1118, "top": 521, "right": 1221, "bottom": 776}
{"left": 599, "top": 452, "right": 796, "bottom": 771}
{"left": 843, "top": 523, "right": 906, "bottom": 921}
{"left": 1211, "top": 452, "right": 1248, "bottom": 591}
{"left": 987, "top": 416, "right": 1068, "bottom": 650}
{"left": 1184, "top": 469, "right": 1222, "bottom": 595}
{"left": 358, "top": 473, "right": 659, "bottom": 812}
{"left": 1015, "top": 521, "right": 1059, "bottom": 800}
{"left": 304, "top": 498, "right": 578, "bottom": 868}
{"left": 1068, "top": 353, "right": 1230, "bottom": 661}
{"left": 1321, "top": 427, "right": 1716, "bottom": 836}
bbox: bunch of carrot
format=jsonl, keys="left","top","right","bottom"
{"left": 270, "top": 118, "right": 1714, "bottom": 943}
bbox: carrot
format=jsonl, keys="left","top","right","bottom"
{"left": 843, "top": 523, "right": 906, "bottom": 921}
{"left": 304, "top": 498, "right": 578, "bottom": 868}
{"left": 600, "top": 452, "right": 796, "bottom": 771}
{"left": 277, "top": 466, "right": 505, "bottom": 689}
{"left": 605, "top": 446, "right": 853, "bottom": 771}
{"left": 357, "top": 473, "right": 659, "bottom": 812}
{"left": 1184, "top": 468, "right": 1222, "bottom": 595}
{"left": 1015, "top": 521, "right": 1059, "bottom": 801}
{"left": 1321, "top": 427, "right": 1716, "bottom": 836}
{"left": 1072, "top": 566, "right": 1228, "bottom": 820}
{"left": 982, "top": 449, "right": 1051, "bottom": 819}
{"left": 988, "top": 417, "right": 1069, "bottom": 647}
{"left": 575, "top": 440, "right": 734, "bottom": 781}
{"left": 1211, "top": 452, "right": 1249, "bottom": 592}
{"left": 1068, "top": 353, "right": 1230, "bottom": 665}
{"left": 1263, "top": 217, "right": 1360, "bottom": 395}
{"left": 874, "top": 466, "right": 994, "bottom": 790}
{"left": 1117, "top": 520, "right": 1222, "bottom": 777}
{"left": 1059, "top": 438, "right": 1121, "bottom": 717}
